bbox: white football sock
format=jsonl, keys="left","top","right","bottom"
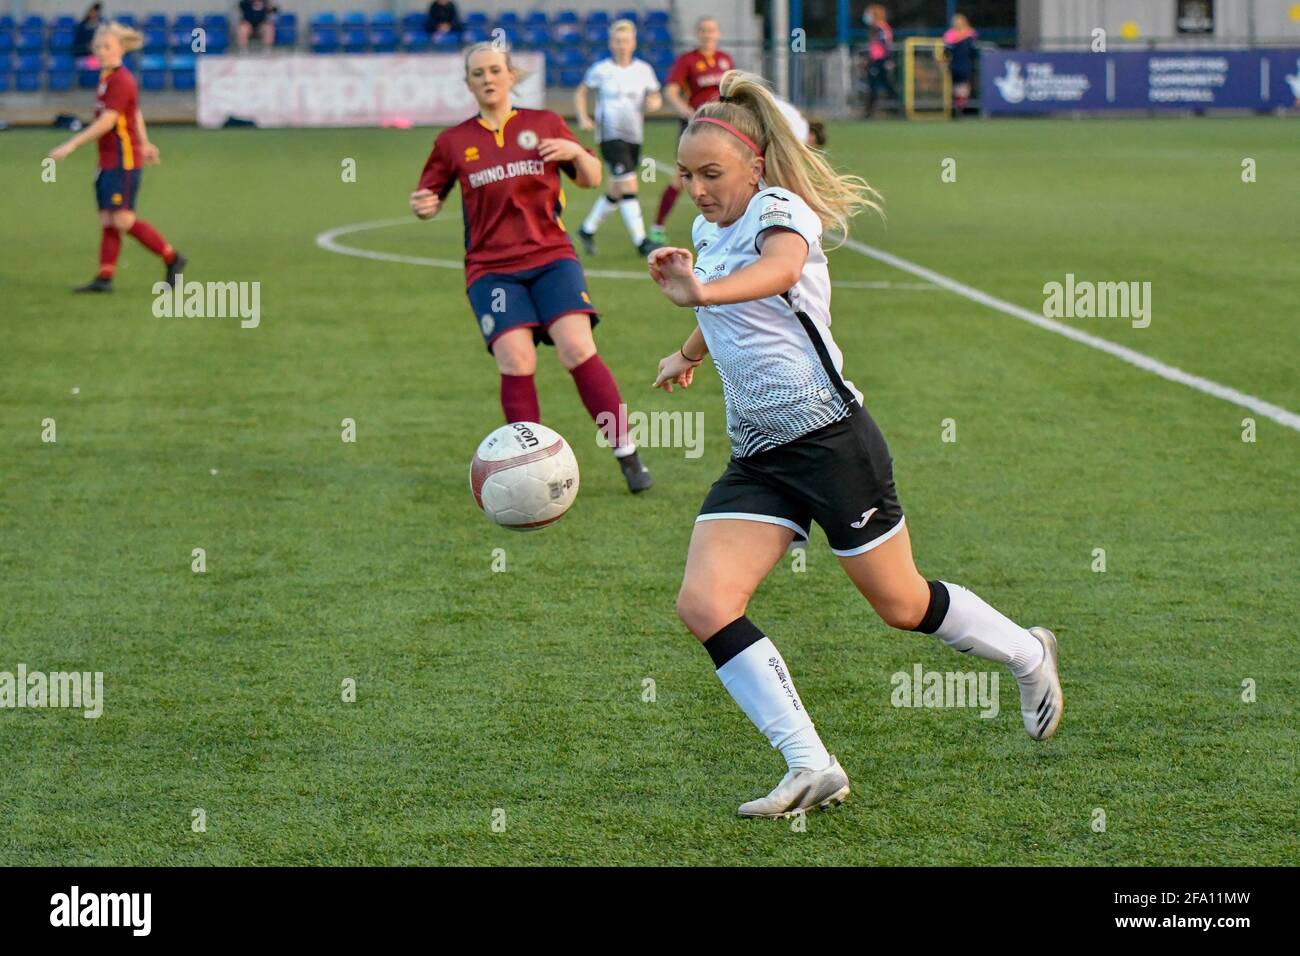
{"left": 931, "top": 581, "right": 1044, "bottom": 678}
{"left": 619, "top": 194, "right": 647, "bottom": 246}
{"left": 582, "top": 194, "right": 617, "bottom": 234}
{"left": 716, "top": 636, "right": 831, "bottom": 771}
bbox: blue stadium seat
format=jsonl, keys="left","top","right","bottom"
{"left": 553, "top": 25, "right": 581, "bottom": 46}
{"left": 174, "top": 14, "right": 198, "bottom": 33}
{"left": 203, "top": 14, "right": 230, "bottom": 33}
{"left": 404, "top": 30, "right": 432, "bottom": 51}
{"left": 276, "top": 14, "right": 298, "bottom": 46}
{"left": 206, "top": 28, "right": 229, "bottom": 54}
{"left": 645, "top": 26, "right": 671, "bottom": 46}
{"left": 525, "top": 12, "right": 548, "bottom": 27}
{"left": 463, "top": 26, "right": 490, "bottom": 44}
{"left": 18, "top": 52, "right": 44, "bottom": 89}
{"left": 144, "top": 28, "right": 168, "bottom": 53}
{"left": 171, "top": 27, "right": 195, "bottom": 52}
{"left": 616, "top": 10, "right": 639, "bottom": 27}
{"left": 554, "top": 11, "right": 579, "bottom": 25}
{"left": 496, "top": 12, "right": 520, "bottom": 28}
{"left": 430, "top": 30, "right": 459, "bottom": 49}
{"left": 311, "top": 25, "right": 339, "bottom": 52}
{"left": 341, "top": 26, "right": 368, "bottom": 52}
{"left": 372, "top": 26, "right": 398, "bottom": 52}
{"left": 497, "top": 27, "right": 521, "bottom": 46}
{"left": 310, "top": 13, "right": 337, "bottom": 27}
{"left": 401, "top": 12, "right": 425, "bottom": 32}
{"left": 464, "top": 12, "right": 490, "bottom": 28}
{"left": 521, "top": 27, "right": 548, "bottom": 49}
{"left": 342, "top": 12, "right": 368, "bottom": 27}
{"left": 172, "top": 52, "right": 196, "bottom": 90}
{"left": 17, "top": 29, "right": 43, "bottom": 54}
{"left": 371, "top": 12, "right": 397, "bottom": 27}
{"left": 20, "top": 15, "right": 43, "bottom": 31}
{"left": 585, "top": 11, "right": 610, "bottom": 27}
{"left": 0, "top": 15, "right": 14, "bottom": 30}
{"left": 556, "top": 46, "right": 584, "bottom": 69}
{"left": 79, "top": 66, "right": 99, "bottom": 88}
{"left": 53, "top": 15, "right": 77, "bottom": 30}
{"left": 47, "top": 52, "right": 74, "bottom": 90}
{"left": 140, "top": 53, "right": 167, "bottom": 91}
{"left": 645, "top": 10, "right": 670, "bottom": 27}
{"left": 559, "top": 68, "right": 582, "bottom": 86}
{"left": 116, "top": 14, "right": 137, "bottom": 28}
{"left": 144, "top": 14, "right": 168, "bottom": 31}
{"left": 585, "top": 26, "right": 607, "bottom": 45}
{"left": 0, "top": 32, "right": 13, "bottom": 55}
{"left": 50, "top": 28, "right": 76, "bottom": 55}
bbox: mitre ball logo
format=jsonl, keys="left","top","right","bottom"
{"left": 517, "top": 129, "right": 538, "bottom": 150}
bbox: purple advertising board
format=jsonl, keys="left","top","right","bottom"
{"left": 981, "top": 49, "right": 1300, "bottom": 113}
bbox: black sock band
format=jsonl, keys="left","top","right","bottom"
{"left": 605, "top": 194, "right": 619, "bottom": 204}
{"left": 704, "top": 616, "right": 766, "bottom": 669}
{"left": 620, "top": 194, "right": 639, "bottom": 201}
{"left": 913, "top": 580, "right": 951, "bottom": 634}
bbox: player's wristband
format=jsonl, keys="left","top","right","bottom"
{"left": 680, "top": 347, "right": 704, "bottom": 365}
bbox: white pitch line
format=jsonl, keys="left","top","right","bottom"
{"left": 314, "top": 217, "right": 938, "bottom": 288}
{"left": 836, "top": 235, "right": 1300, "bottom": 432}
{"left": 651, "top": 156, "right": 1298, "bottom": 429}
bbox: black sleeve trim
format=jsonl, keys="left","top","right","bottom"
{"left": 754, "top": 224, "right": 809, "bottom": 256}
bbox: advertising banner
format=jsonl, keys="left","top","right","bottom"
{"left": 982, "top": 49, "right": 1300, "bottom": 113}
{"left": 197, "top": 53, "right": 546, "bottom": 128}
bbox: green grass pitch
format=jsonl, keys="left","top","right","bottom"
{"left": 1, "top": 116, "right": 1296, "bottom": 865}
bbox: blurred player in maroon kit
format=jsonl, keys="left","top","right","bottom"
{"left": 410, "top": 43, "right": 652, "bottom": 493}
{"left": 650, "top": 16, "right": 734, "bottom": 243}
{"left": 48, "top": 21, "right": 186, "bottom": 293}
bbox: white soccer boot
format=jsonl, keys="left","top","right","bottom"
{"left": 1018, "top": 626, "right": 1063, "bottom": 740}
{"left": 738, "top": 756, "right": 851, "bottom": 819}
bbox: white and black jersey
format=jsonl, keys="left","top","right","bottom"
{"left": 691, "top": 186, "right": 864, "bottom": 460}
{"left": 582, "top": 57, "right": 660, "bottom": 145}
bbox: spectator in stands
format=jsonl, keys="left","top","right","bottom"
{"left": 74, "top": 3, "right": 104, "bottom": 58}
{"left": 943, "top": 13, "right": 978, "bottom": 118}
{"left": 238, "top": 0, "right": 278, "bottom": 52}
{"left": 425, "top": 0, "right": 462, "bottom": 36}
{"left": 862, "top": 3, "right": 898, "bottom": 117}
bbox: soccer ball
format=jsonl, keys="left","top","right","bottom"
{"left": 469, "top": 422, "right": 580, "bottom": 530}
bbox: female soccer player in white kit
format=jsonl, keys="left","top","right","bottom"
{"left": 574, "top": 19, "right": 663, "bottom": 256}
{"left": 648, "top": 71, "right": 1063, "bottom": 818}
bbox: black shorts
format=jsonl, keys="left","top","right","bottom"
{"left": 697, "top": 407, "right": 906, "bottom": 556}
{"left": 599, "top": 139, "right": 640, "bottom": 180}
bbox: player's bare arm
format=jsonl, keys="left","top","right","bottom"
{"left": 648, "top": 231, "right": 806, "bottom": 308}
{"left": 664, "top": 83, "right": 691, "bottom": 120}
{"left": 48, "top": 110, "right": 119, "bottom": 162}
{"left": 539, "top": 137, "right": 601, "bottom": 188}
{"left": 574, "top": 86, "right": 594, "bottom": 132}
{"left": 135, "top": 112, "right": 160, "bottom": 165}
{"left": 410, "top": 189, "right": 442, "bottom": 220}
{"left": 652, "top": 326, "right": 707, "bottom": 393}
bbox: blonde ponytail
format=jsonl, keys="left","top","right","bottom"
{"left": 687, "top": 71, "right": 883, "bottom": 244}
{"left": 95, "top": 20, "right": 144, "bottom": 52}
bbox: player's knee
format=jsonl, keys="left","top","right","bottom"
{"left": 111, "top": 211, "right": 134, "bottom": 230}
{"left": 872, "top": 590, "right": 929, "bottom": 631}
{"left": 555, "top": 337, "right": 596, "bottom": 370}
{"left": 676, "top": 582, "right": 746, "bottom": 640}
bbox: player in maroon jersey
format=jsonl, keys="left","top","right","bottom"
{"left": 650, "top": 16, "right": 734, "bottom": 243}
{"left": 47, "top": 21, "right": 186, "bottom": 293}
{"left": 410, "top": 43, "right": 652, "bottom": 493}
